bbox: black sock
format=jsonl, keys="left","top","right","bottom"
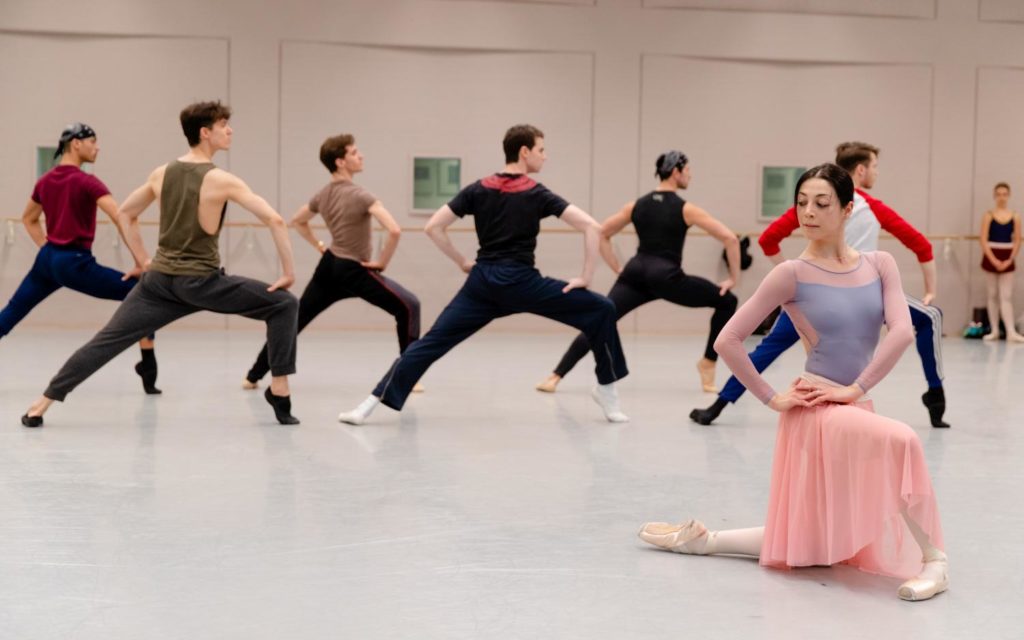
{"left": 265, "top": 387, "right": 300, "bottom": 425}
{"left": 921, "top": 387, "right": 949, "bottom": 428}
{"left": 135, "top": 349, "right": 162, "bottom": 395}
{"left": 689, "top": 397, "right": 728, "bottom": 426}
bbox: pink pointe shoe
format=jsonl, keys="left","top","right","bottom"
{"left": 637, "top": 519, "right": 710, "bottom": 554}
{"left": 898, "top": 552, "right": 949, "bottom": 601}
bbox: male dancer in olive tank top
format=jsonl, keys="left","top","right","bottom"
{"left": 536, "top": 151, "right": 740, "bottom": 394}
{"left": 21, "top": 101, "right": 301, "bottom": 427}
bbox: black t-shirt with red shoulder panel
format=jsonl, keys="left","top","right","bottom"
{"left": 447, "top": 173, "right": 569, "bottom": 267}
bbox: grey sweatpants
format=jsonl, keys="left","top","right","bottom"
{"left": 44, "top": 269, "right": 298, "bottom": 401}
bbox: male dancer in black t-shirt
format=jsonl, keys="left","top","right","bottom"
{"left": 536, "top": 151, "right": 740, "bottom": 394}
{"left": 338, "top": 124, "right": 629, "bottom": 424}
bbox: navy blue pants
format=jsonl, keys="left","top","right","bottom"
{"left": 718, "top": 295, "right": 944, "bottom": 404}
{"left": 372, "top": 261, "right": 629, "bottom": 411}
{"left": 0, "top": 243, "right": 137, "bottom": 338}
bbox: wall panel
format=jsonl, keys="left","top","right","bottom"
{"left": 0, "top": 33, "right": 229, "bottom": 330}
{"left": 276, "top": 43, "right": 595, "bottom": 331}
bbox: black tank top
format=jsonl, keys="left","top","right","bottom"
{"left": 632, "top": 190, "right": 688, "bottom": 263}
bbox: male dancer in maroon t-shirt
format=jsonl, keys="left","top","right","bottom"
{"left": 0, "top": 123, "right": 160, "bottom": 393}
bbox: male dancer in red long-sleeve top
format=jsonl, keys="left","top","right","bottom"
{"left": 690, "top": 141, "right": 948, "bottom": 428}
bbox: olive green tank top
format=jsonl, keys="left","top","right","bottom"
{"left": 149, "top": 161, "right": 226, "bottom": 276}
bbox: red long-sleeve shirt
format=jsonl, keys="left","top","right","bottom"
{"left": 758, "top": 188, "right": 933, "bottom": 263}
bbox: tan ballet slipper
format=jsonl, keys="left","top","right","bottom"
{"left": 535, "top": 374, "right": 561, "bottom": 393}
{"left": 697, "top": 358, "right": 718, "bottom": 393}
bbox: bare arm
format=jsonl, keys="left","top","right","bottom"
{"left": 21, "top": 199, "right": 45, "bottom": 247}
{"left": 290, "top": 204, "right": 325, "bottom": 254}
{"left": 115, "top": 172, "right": 160, "bottom": 272}
{"left": 364, "top": 200, "right": 401, "bottom": 271}
{"left": 1012, "top": 213, "right": 1022, "bottom": 262}
{"left": 559, "top": 204, "right": 601, "bottom": 292}
{"left": 425, "top": 206, "right": 474, "bottom": 273}
{"left": 223, "top": 174, "right": 295, "bottom": 291}
{"left": 598, "top": 202, "right": 633, "bottom": 274}
{"left": 979, "top": 212, "right": 1001, "bottom": 269}
{"left": 919, "top": 259, "right": 937, "bottom": 305}
{"left": 684, "top": 202, "right": 740, "bottom": 294}
{"left": 94, "top": 194, "right": 136, "bottom": 260}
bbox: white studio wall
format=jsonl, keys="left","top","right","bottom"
{"left": 0, "top": 33, "right": 230, "bottom": 329}
{"left": 2, "top": 0, "right": 1023, "bottom": 336}
{"left": 970, "top": 66, "right": 1024, "bottom": 322}
{"left": 639, "top": 57, "right": 937, "bottom": 328}
{"left": 273, "top": 43, "right": 596, "bottom": 331}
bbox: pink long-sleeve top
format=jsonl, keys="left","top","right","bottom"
{"left": 714, "top": 251, "right": 914, "bottom": 405}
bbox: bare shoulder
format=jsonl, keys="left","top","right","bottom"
{"left": 148, "top": 164, "right": 168, "bottom": 185}
{"left": 682, "top": 201, "right": 710, "bottom": 220}
{"left": 205, "top": 167, "right": 243, "bottom": 187}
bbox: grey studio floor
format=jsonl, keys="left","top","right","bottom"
{"left": 0, "top": 327, "right": 1021, "bottom": 640}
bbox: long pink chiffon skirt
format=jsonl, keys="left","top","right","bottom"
{"left": 759, "top": 398, "right": 943, "bottom": 579}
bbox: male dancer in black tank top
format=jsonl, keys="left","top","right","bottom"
{"left": 536, "top": 151, "right": 740, "bottom": 394}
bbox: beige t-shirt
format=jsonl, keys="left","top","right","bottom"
{"left": 309, "top": 179, "right": 377, "bottom": 262}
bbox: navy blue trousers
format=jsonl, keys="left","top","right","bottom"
{"left": 372, "top": 261, "right": 628, "bottom": 411}
{"left": 718, "top": 296, "right": 944, "bottom": 404}
{"left": 0, "top": 244, "right": 137, "bottom": 338}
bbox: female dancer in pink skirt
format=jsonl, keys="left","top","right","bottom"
{"left": 638, "top": 163, "right": 948, "bottom": 601}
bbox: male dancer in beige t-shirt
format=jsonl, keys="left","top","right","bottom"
{"left": 242, "top": 134, "right": 421, "bottom": 388}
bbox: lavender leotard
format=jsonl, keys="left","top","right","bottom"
{"left": 715, "top": 251, "right": 913, "bottom": 404}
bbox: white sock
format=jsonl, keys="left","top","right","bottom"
{"left": 338, "top": 395, "right": 380, "bottom": 425}
{"left": 592, "top": 384, "right": 629, "bottom": 423}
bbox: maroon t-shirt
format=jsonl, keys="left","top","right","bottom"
{"left": 31, "top": 165, "right": 111, "bottom": 250}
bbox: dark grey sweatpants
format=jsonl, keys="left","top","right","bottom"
{"left": 43, "top": 269, "right": 298, "bottom": 401}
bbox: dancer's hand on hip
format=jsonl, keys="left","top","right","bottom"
{"left": 799, "top": 380, "right": 864, "bottom": 407}
{"left": 562, "top": 277, "right": 590, "bottom": 293}
{"left": 718, "top": 277, "right": 736, "bottom": 296}
{"left": 922, "top": 292, "right": 935, "bottom": 306}
{"left": 768, "top": 384, "right": 812, "bottom": 412}
{"left": 267, "top": 274, "right": 295, "bottom": 292}
{"left": 460, "top": 259, "right": 476, "bottom": 274}
{"left": 122, "top": 264, "right": 144, "bottom": 281}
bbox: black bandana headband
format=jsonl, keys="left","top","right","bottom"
{"left": 54, "top": 122, "right": 97, "bottom": 158}
{"left": 656, "top": 150, "right": 688, "bottom": 179}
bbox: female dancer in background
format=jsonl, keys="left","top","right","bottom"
{"left": 980, "top": 182, "right": 1023, "bottom": 342}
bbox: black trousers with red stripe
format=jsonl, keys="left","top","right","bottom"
{"left": 245, "top": 252, "right": 421, "bottom": 382}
